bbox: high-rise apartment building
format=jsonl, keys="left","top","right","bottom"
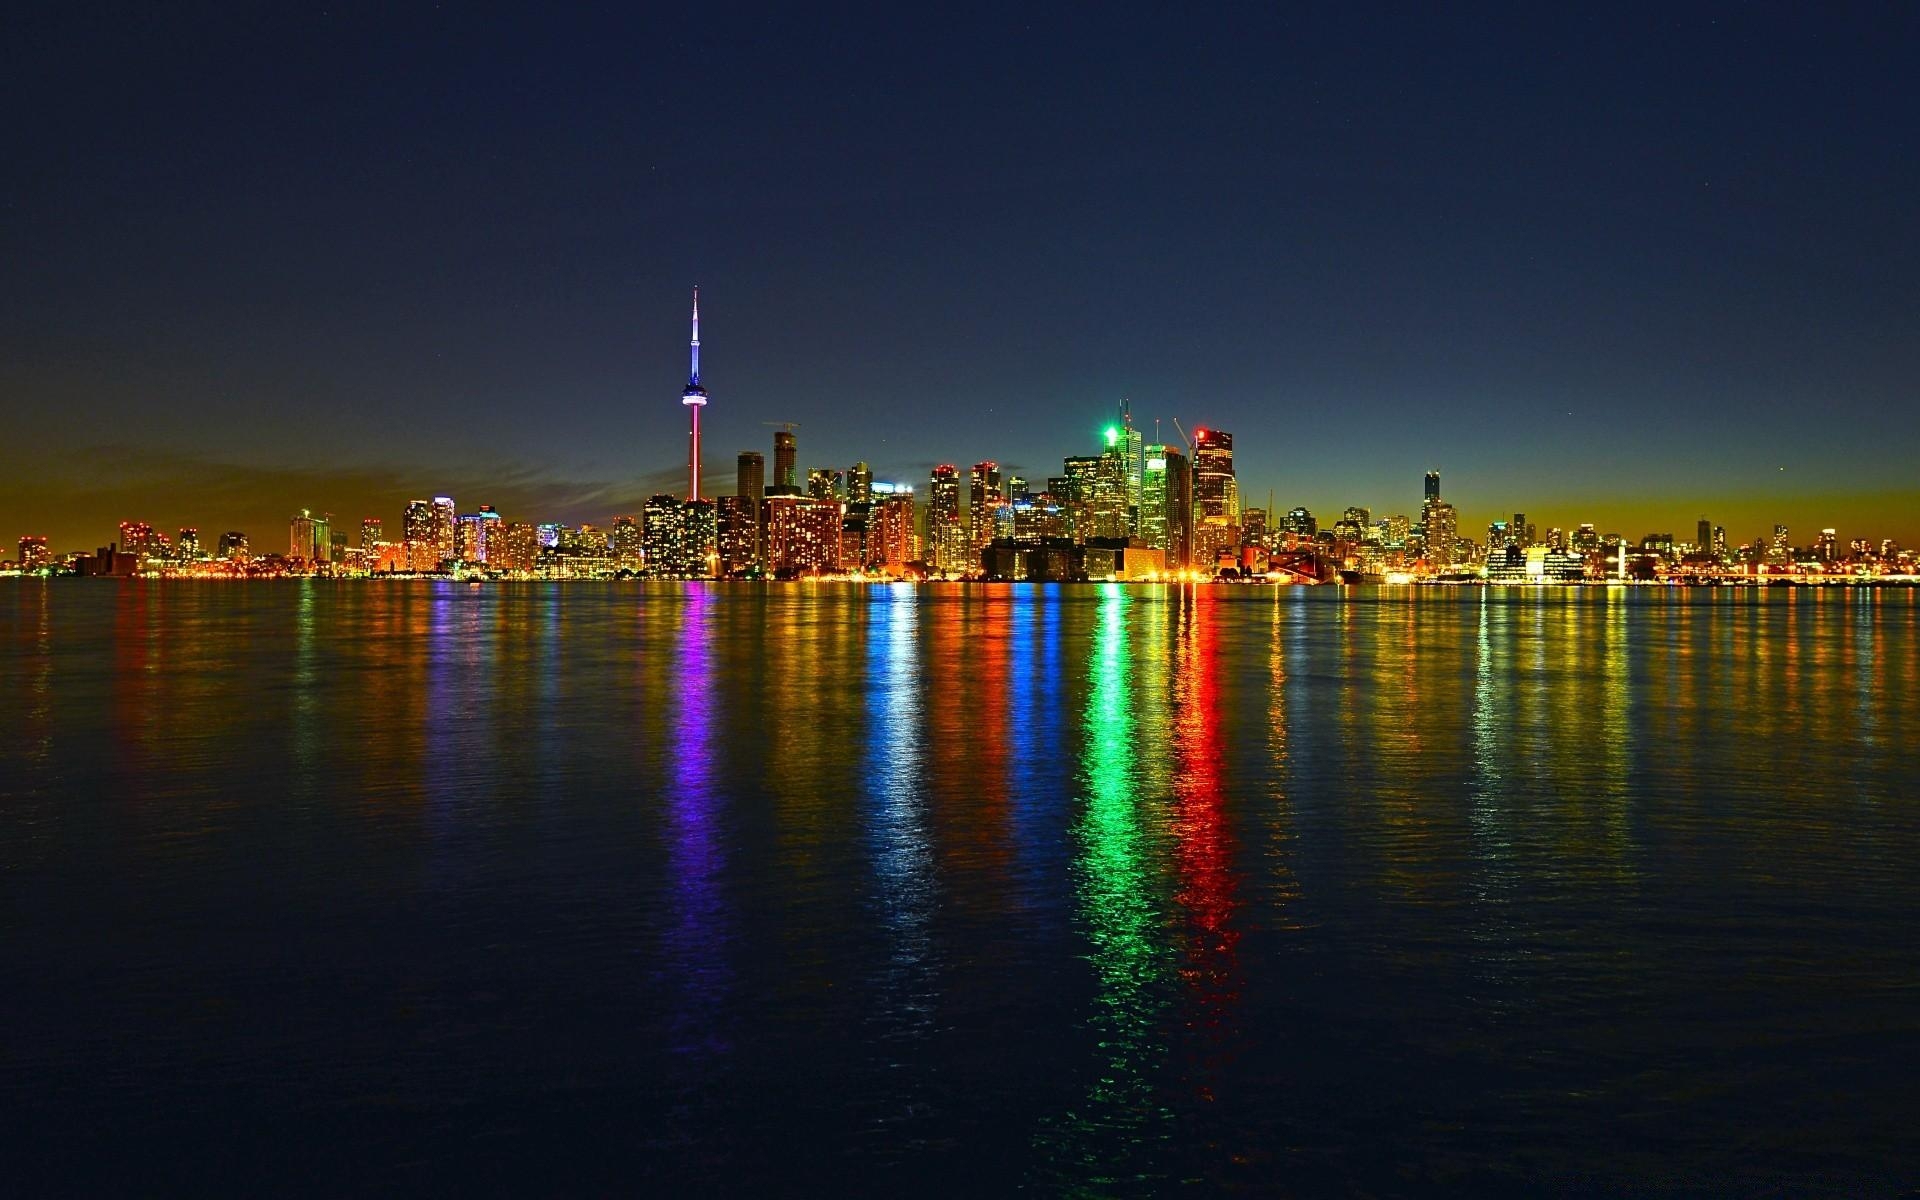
{"left": 765, "top": 494, "right": 842, "bottom": 576}
{"left": 431, "top": 497, "right": 456, "bottom": 563}
{"left": 643, "top": 494, "right": 689, "bottom": 576}
{"left": 454, "top": 507, "right": 497, "bottom": 564}
{"left": 360, "top": 518, "right": 383, "bottom": 550}
{"left": 870, "top": 492, "right": 918, "bottom": 570}
{"left": 969, "top": 462, "right": 1002, "bottom": 551}
{"left": 928, "top": 464, "right": 968, "bottom": 574}
{"left": 717, "top": 496, "right": 759, "bottom": 576}
{"left": 289, "top": 511, "right": 332, "bottom": 562}
{"left": 1423, "top": 501, "right": 1458, "bottom": 566}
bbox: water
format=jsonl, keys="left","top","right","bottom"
{"left": 3, "top": 580, "right": 1917, "bottom": 1195}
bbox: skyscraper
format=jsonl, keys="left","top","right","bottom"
{"left": 643, "top": 494, "right": 689, "bottom": 576}
{"left": 1191, "top": 427, "right": 1236, "bottom": 570}
{"left": 18, "top": 536, "right": 50, "bottom": 570}
{"left": 1140, "top": 445, "right": 1172, "bottom": 551}
{"left": 928, "top": 464, "right": 967, "bottom": 574}
{"left": 404, "top": 500, "right": 433, "bottom": 554}
{"left": 772, "top": 428, "right": 798, "bottom": 491}
{"left": 430, "top": 497, "right": 456, "bottom": 564}
{"left": 360, "top": 518, "right": 383, "bottom": 550}
{"left": 970, "top": 461, "right": 1002, "bottom": 552}
{"left": 848, "top": 461, "right": 872, "bottom": 503}
{"left": 1117, "top": 399, "right": 1143, "bottom": 533}
{"left": 1089, "top": 429, "right": 1130, "bottom": 539}
{"left": 681, "top": 287, "right": 707, "bottom": 501}
{"left": 736, "top": 450, "right": 765, "bottom": 568}
{"left": 1425, "top": 471, "right": 1441, "bottom": 504}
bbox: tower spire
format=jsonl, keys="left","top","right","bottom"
{"left": 681, "top": 285, "right": 708, "bottom": 502}
{"left": 689, "top": 285, "right": 701, "bottom": 386}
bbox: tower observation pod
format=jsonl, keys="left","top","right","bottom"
{"left": 682, "top": 286, "right": 707, "bottom": 500}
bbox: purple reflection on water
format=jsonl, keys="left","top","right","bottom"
{"left": 663, "top": 584, "right": 730, "bottom": 1057}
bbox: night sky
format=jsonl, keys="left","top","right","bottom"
{"left": 5, "top": 4, "right": 1916, "bottom": 551}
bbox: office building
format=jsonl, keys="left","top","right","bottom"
{"left": 1191, "top": 427, "right": 1236, "bottom": 569}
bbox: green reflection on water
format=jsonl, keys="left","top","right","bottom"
{"left": 1036, "top": 584, "right": 1173, "bottom": 1194}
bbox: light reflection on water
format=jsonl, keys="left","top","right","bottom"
{"left": 2, "top": 581, "right": 1918, "bottom": 1195}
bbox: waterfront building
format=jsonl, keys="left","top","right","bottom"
{"left": 491, "top": 522, "right": 539, "bottom": 572}
{"left": 403, "top": 501, "right": 435, "bottom": 567}
{"left": 644, "top": 495, "right": 689, "bottom": 576}
{"left": 1062, "top": 455, "right": 1100, "bottom": 542}
{"left": 359, "top": 518, "right": 382, "bottom": 551}
{"left": 1422, "top": 500, "right": 1458, "bottom": 566}
{"left": 176, "top": 528, "right": 200, "bottom": 560}
{"left": 289, "top": 511, "right": 332, "bottom": 562}
{"left": 430, "top": 497, "right": 456, "bottom": 563}
{"left": 217, "top": 531, "right": 249, "bottom": 561}
{"left": 1089, "top": 432, "right": 1130, "bottom": 539}
{"left": 970, "top": 462, "right": 1003, "bottom": 551}
{"left": 848, "top": 461, "right": 872, "bottom": 503}
{"left": 870, "top": 490, "right": 917, "bottom": 570}
{"left": 765, "top": 494, "right": 842, "bottom": 576}
{"left": 927, "top": 465, "right": 968, "bottom": 574}
{"left": 453, "top": 508, "right": 498, "bottom": 564}
{"left": 1191, "top": 427, "right": 1237, "bottom": 570}
{"left": 717, "top": 496, "right": 758, "bottom": 575}
{"left": 1768, "top": 524, "right": 1790, "bottom": 564}
{"left": 610, "top": 515, "right": 643, "bottom": 570}
{"left": 18, "top": 536, "right": 50, "bottom": 571}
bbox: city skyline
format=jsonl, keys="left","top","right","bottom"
{"left": 5, "top": 8, "right": 1916, "bottom": 553}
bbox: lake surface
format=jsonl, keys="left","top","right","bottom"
{"left": 3, "top": 580, "right": 1917, "bottom": 1195}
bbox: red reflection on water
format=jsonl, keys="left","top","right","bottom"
{"left": 1170, "top": 585, "right": 1243, "bottom": 1103}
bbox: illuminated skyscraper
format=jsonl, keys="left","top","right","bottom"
{"left": 217, "top": 531, "right": 249, "bottom": 561}
{"left": 848, "top": 461, "right": 872, "bottom": 503}
{"left": 643, "top": 494, "right": 689, "bottom": 576}
{"left": 1425, "top": 471, "right": 1441, "bottom": 504}
{"left": 928, "top": 464, "right": 968, "bottom": 574}
{"left": 1062, "top": 455, "right": 1100, "bottom": 542}
{"left": 119, "top": 521, "right": 156, "bottom": 558}
{"left": 1191, "top": 427, "right": 1236, "bottom": 570}
{"left": 176, "top": 528, "right": 200, "bottom": 560}
{"left": 681, "top": 287, "right": 708, "bottom": 501}
{"left": 454, "top": 507, "right": 498, "bottom": 564}
{"left": 360, "top": 518, "right": 382, "bottom": 550}
{"left": 1423, "top": 503, "right": 1457, "bottom": 566}
{"left": 685, "top": 499, "right": 717, "bottom": 576}
{"left": 430, "top": 497, "right": 456, "bottom": 563}
{"left": 1089, "top": 429, "right": 1130, "bottom": 539}
{"left": 1116, "top": 400, "right": 1143, "bottom": 532}
{"left": 871, "top": 491, "right": 918, "bottom": 570}
{"left": 1768, "top": 524, "right": 1790, "bottom": 564}
{"left": 1140, "top": 445, "right": 1171, "bottom": 551}
{"left": 969, "top": 462, "right": 1002, "bottom": 552}
{"left": 289, "top": 511, "right": 332, "bottom": 562}
{"left": 18, "top": 536, "right": 50, "bottom": 571}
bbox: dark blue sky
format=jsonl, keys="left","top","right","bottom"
{"left": 4, "top": 3, "right": 1916, "bottom": 547}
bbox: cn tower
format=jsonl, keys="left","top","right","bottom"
{"left": 681, "top": 286, "right": 707, "bottom": 500}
